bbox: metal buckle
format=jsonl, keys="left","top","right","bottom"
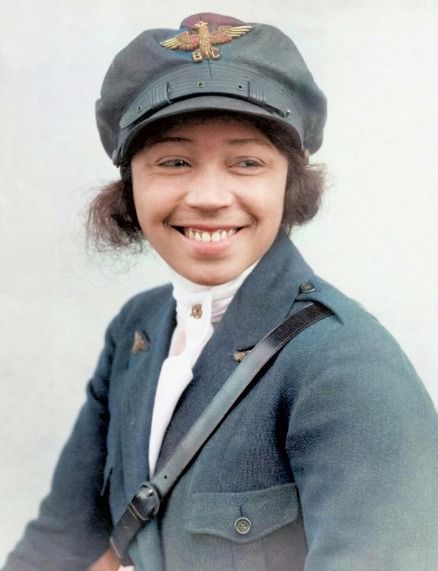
{"left": 128, "top": 482, "right": 161, "bottom": 524}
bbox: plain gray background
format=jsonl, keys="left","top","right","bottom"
{"left": 1, "top": 0, "right": 437, "bottom": 563}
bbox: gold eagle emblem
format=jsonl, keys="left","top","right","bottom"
{"left": 160, "top": 20, "right": 253, "bottom": 62}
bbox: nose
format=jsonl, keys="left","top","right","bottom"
{"left": 183, "top": 167, "right": 234, "bottom": 211}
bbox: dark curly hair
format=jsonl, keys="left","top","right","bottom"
{"left": 87, "top": 111, "right": 325, "bottom": 252}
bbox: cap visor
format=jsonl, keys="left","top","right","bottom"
{"left": 120, "top": 95, "right": 302, "bottom": 161}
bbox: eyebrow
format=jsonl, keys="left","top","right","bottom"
{"left": 227, "top": 137, "right": 272, "bottom": 148}
{"left": 146, "top": 136, "right": 273, "bottom": 148}
{"left": 145, "top": 136, "right": 191, "bottom": 147}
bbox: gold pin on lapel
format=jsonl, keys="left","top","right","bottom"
{"left": 233, "top": 349, "right": 251, "bottom": 363}
{"left": 160, "top": 20, "right": 253, "bottom": 62}
{"left": 131, "top": 330, "right": 149, "bottom": 354}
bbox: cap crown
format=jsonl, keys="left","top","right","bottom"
{"left": 96, "top": 13, "right": 326, "bottom": 164}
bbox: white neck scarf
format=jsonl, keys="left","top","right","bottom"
{"left": 148, "top": 262, "right": 258, "bottom": 476}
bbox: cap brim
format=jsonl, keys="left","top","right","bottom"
{"left": 118, "top": 95, "right": 303, "bottom": 163}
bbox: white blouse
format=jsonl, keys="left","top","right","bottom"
{"left": 148, "top": 262, "right": 258, "bottom": 476}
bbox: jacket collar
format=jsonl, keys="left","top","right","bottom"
{"left": 154, "top": 231, "right": 315, "bottom": 472}
{"left": 213, "top": 230, "right": 314, "bottom": 350}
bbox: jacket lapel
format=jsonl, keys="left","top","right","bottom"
{"left": 155, "top": 232, "right": 315, "bottom": 471}
{"left": 121, "top": 288, "right": 176, "bottom": 498}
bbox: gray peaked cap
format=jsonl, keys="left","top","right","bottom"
{"left": 96, "top": 13, "right": 327, "bottom": 166}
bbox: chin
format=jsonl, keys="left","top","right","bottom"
{"left": 180, "top": 265, "right": 241, "bottom": 286}
{"left": 189, "top": 273, "right": 231, "bottom": 287}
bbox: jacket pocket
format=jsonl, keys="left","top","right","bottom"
{"left": 185, "top": 482, "right": 299, "bottom": 543}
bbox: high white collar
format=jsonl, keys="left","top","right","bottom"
{"left": 170, "top": 262, "right": 259, "bottom": 324}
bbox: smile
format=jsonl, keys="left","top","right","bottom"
{"left": 179, "top": 228, "right": 238, "bottom": 242}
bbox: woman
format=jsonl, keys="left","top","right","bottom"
{"left": 4, "top": 12, "right": 437, "bottom": 571}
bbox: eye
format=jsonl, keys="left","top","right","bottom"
{"left": 233, "top": 158, "right": 264, "bottom": 169}
{"left": 158, "top": 158, "right": 191, "bottom": 168}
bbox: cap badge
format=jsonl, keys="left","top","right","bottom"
{"left": 160, "top": 20, "right": 253, "bottom": 62}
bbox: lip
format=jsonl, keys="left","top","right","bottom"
{"left": 171, "top": 224, "right": 244, "bottom": 255}
{"left": 172, "top": 224, "right": 243, "bottom": 232}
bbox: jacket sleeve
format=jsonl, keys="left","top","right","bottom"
{"left": 286, "top": 312, "right": 438, "bottom": 571}
{"left": 2, "top": 313, "right": 121, "bottom": 571}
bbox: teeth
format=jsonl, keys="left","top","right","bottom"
{"left": 183, "top": 228, "right": 238, "bottom": 242}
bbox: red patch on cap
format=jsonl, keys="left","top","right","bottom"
{"left": 180, "top": 13, "right": 246, "bottom": 30}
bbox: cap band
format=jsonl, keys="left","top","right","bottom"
{"left": 120, "top": 64, "right": 298, "bottom": 128}
{"left": 117, "top": 64, "right": 301, "bottom": 153}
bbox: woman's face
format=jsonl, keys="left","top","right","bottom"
{"left": 131, "top": 118, "right": 288, "bottom": 285}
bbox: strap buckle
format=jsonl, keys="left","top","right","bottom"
{"left": 110, "top": 482, "right": 161, "bottom": 565}
{"left": 128, "top": 482, "right": 161, "bottom": 523}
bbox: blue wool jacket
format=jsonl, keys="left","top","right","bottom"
{"left": 4, "top": 232, "right": 437, "bottom": 570}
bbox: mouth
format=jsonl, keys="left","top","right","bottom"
{"left": 173, "top": 226, "right": 241, "bottom": 243}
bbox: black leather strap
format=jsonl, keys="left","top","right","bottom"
{"left": 110, "top": 301, "right": 333, "bottom": 564}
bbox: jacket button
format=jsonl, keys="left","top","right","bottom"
{"left": 299, "top": 281, "right": 316, "bottom": 293}
{"left": 190, "top": 304, "right": 203, "bottom": 319}
{"left": 234, "top": 516, "right": 252, "bottom": 535}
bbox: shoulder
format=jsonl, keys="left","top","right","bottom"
{"left": 89, "top": 283, "right": 172, "bottom": 374}
{"left": 295, "top": 274, "right": 405, "bottom": 352}
{"left": 99, "top": 283, "right": 173, "bottom": 356}
{"left": 120, "top": 282, "right": 173, "bottom": 318}
{"left": 284, "top": 274, "right": 434, "bottom": 412}
{"left": 110, "top": 283, "right": 173, "bottom": 329}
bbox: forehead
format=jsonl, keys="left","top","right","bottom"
{"left": 143, "top": 116, "right": 275, "bottom": 149}
{"left": 127, "top": 112, "right": 296, "bottom": 160}
{"left": 161, "top": 116, "right": 265, "bottom": 136}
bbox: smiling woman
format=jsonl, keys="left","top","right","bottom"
{"left": 130, "top": 118, "right": 288, "bottom": 285}
{"left": 87, "top": 112, "right": 324, "bottom": 257}
{"left": 3, "top": 11, "right": 437, "bottom": 571}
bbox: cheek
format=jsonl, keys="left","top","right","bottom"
{"left": 275, "top": 171, "right": 288, "bottom": 216}
{"left": 259, "top": 174, "right": 288, "bottom": 221}
{"left": 132, "top": 175, "right": 161, "bottom": 221}
{"left": 132, "top": 185, "right": 179, "bottom": 250}
{"left": 132, "top": 183, "right": 158, "bottom": 239}
{"left": 132, "top": 185, "right": 148, "bottom": 225}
